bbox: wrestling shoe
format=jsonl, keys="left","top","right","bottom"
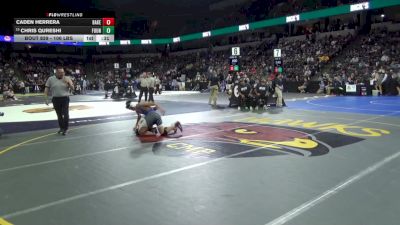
{"left": 125, "top": 100, "right": 132, "bottom": 109}
{"left": 151, "top": 127, "right": 158, "bottom": 134}
{"left": 175, "top": 121, "right": 183, "bottom": 132}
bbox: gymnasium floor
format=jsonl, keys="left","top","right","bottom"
{"left": 0, "top": 92, "right": 399, "bottom": 225}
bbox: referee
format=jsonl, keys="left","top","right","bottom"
{"left": 274, "top": 73, "right": 284, "bottom": 107}
{"left": 138, "top": 72, "right": 149, "bottom": 103}
{"left": 208, "top": 72, "right": 220, "bottom": 107}
{"left": 44, "top": 66, "right": 74, "bottom": 135}
{"left": 148, "top": 73, "right": 156, "bottom": 102}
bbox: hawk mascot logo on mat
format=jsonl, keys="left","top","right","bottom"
{"left": 147, "top": 122, "right": 364, "bottom": 158}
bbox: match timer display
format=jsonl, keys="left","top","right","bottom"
{"left": 14, "top": 13, "right": 115, "bottom": 43}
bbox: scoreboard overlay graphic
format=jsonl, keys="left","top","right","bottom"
{"left": 13, "top": 13, "right": 115, "bottom": 43}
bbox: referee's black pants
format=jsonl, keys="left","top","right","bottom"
{"left": 52, "top": 96, "right": 70, "bottom": 131}
{"left": 148, "top": 87, "right": 154, "bottom": 102}
{"left": 138, "top": 87, "right": 148, "bottom": 102}
{"left": 155, "top": 84, "right": 161, "bottom": 94}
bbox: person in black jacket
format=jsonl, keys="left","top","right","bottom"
{"left": 252, "top": 78, "right": 270, "bottom": 110}
{"left": 238, "top": 78, "right": 252, "bottom": 110}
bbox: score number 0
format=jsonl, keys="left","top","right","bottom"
{"left": 102, "top": 18, "right": 115, "bottom": 26}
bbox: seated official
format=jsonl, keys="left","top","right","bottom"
{"left": 238, "top": 78, "right": 252, "bottom": 110}
{"left": 316, "top": 80, "right": 326, "bottom": 94}
{"left": 252, "top": 78, "right": 270, "bottom": 110}
{"left": 298, "top": 78, "right": 309, "bottom": 93}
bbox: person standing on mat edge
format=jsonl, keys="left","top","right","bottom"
{"left": 154, "top": 75, "right": 162, "bottom": 95}
{"left": 138, "top": 72, "right": 149, "bottom": 103}
{"left": 274, "top": 73, "right": 284, "bottom": 107}
{"left": 44, "top": 66, "right": 74, "bottom": 135}
{"left": 208, "top": 71, "right": 220, "bottom": 107}
{"left": 148, "top": 72, "right": 156, "bottom": 102}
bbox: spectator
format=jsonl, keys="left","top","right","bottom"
{"left": 317, "top": 79, "right": 325, "bottom": 94}
{"left": 298, "top": 78, "right": 309, "bottom": 93}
